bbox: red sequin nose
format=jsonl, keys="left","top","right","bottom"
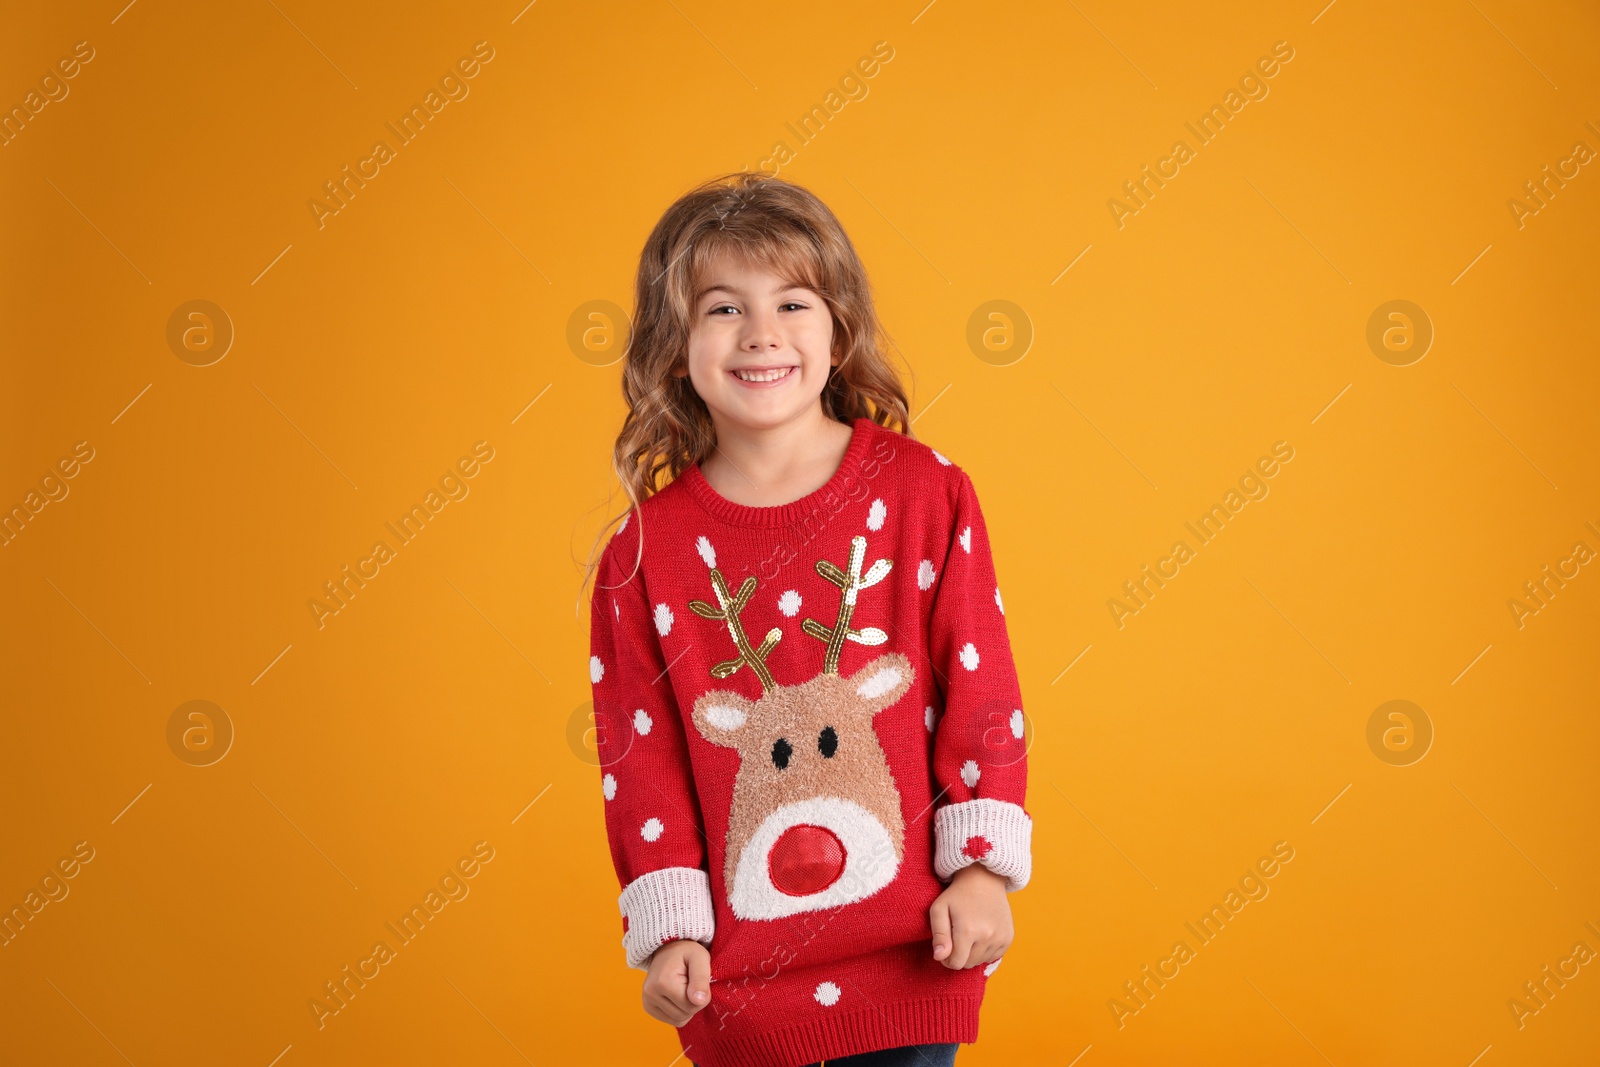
{"left": 768, "top": 824, "right": 846, "bottom": 896}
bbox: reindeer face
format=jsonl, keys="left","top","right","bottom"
{"left": 687, "top": 532, "right": 913, "bottom": 920}
{"left": 693, "top": 653, "right": 913, "bottom": 920}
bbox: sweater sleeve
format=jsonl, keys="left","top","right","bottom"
{"left": 590, "top": 527, "right": 716, "bottom": 970}
{"left": 926, "top": 469, "right": 1033, "bottom": 892}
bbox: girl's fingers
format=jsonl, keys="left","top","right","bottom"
{"left": 644, "top": 960, "right": 692, "bottom": 1024}
{"left": 686, "top": 946, "right": 712, "bottom": 1008}
{"left": 941, "top": 896, "right": 1016, "bottom": 969}
{"left": 951, "top": 918, "right": 1007, "bottom": 968}
{"left": 649, "top": 995, "right": 691, "bottom": 1028}
{"left": 945, "top": 913, "right": 972, "bottom": 969}
{"left": 929, "top": 899, "right": 953, "bottom": 961}
{"left": 664, "top": 954, "right": 694, "bottom": 1015}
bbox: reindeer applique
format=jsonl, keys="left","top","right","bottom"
{"left": 688, "top": 533, "right": 913, "bottom": 921}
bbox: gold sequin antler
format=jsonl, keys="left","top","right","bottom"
{"left": 803, "top": 534, "right": 892, "bottom": 675}
{"left": 688, "top": 538, "right": 781, "bottom": 692}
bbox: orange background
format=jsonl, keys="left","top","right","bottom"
{"left": 3, "top": 1, "right": 1597, "bottom": 1064}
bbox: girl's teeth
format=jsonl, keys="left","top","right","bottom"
{"left": 735, "top": 367, "right": 793, "bottom": 382}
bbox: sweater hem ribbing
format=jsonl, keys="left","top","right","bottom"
{"left": 682, "top": 993, "right": 982, "bottom": 1067}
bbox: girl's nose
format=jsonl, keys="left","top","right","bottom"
{"left": 767, "top": 823, "right": 846, "bottom": 896}
{"left": 741, "top": 312, "right": 782, "bottom": 349}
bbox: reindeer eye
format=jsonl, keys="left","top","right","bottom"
{"left": 771, "top": 737, "right": 792, "bottom": 770}
{"left": 818, "top": 726, "right": 838, "bottom": 758}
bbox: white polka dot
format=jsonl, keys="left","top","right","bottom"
{"left": 778, "top": 589, "right": 802, "bottom": 617}
{"left": 918, "top": 560, "right": 936, "bottom": 591}
{"left": 961, "top": 760, "right": 981, "bottom": 788}
{"left": 925, "top": 706, "right": 937, "bottom": 732}
{"left": 1010, "top": 709, "right": 1024, "bottom": 738}
{"left": 602, "top": 773, "right": 617, "bottom": 801}
{"left": 634, "top": 709, "right": 653, "bottom": 735}
{"left": 959, "top": 526, "right": 972, "bottom": 553}
{"left": 995, "top": 587, "right": 1004, "bottom": 615}
{"left": 641, "top": 817, "right": 664, "bottom": 842}
{"left": 866, "top": 498, "right": 887, "bottom": 531}
{"left": 814, "top": 981, "right": 842, "bottom": 1006}
{"left": 654, "top": 603, "right": 674, "bottom": 636}
{"left": 590, "top": 656, "right": 604, "bottom": 683}
{"left": 696, "top": 536, "right": 717, "bottom": 569}
{"left": 932, "top": 449, "right": 951, "bottom": 466}
{"left": 959, "top": 643, "right": 980, "bottom": 670}
{"left": 983, "top": 958, "right": 1002, "bottom": 976}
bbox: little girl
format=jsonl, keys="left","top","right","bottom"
{"left": 584, "top": 172, "right": 1032, "bottom": 1067}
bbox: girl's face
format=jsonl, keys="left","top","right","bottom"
{"left": 678, "top": 249, "right": 838, "bottom": 431}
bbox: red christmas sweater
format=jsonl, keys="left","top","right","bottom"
{"left": 588, "top": 416, "right": 1033, "bottom": 1067}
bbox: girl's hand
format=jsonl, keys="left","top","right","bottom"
{"left": 642, "top": 938, "right": 713, "bottom": 1026}
{"left": 929, "top": 865, "right": 1013, "bottom": 969}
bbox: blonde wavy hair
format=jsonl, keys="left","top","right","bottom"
{"left": 578, "top": 170, "right": 915, "bottom": 610}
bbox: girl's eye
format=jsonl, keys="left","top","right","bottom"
{"left": 706, "top": 301, "right": 809, "bottom": 315}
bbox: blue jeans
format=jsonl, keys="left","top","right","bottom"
{"left": 694, "top": 1044, "right": 959, "bottom": 1067}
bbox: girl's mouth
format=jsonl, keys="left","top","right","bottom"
{"left": 730, "top": 366, "right": 797, "bottom": 386}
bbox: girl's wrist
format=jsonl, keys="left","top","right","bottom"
{"left": 951, "top": 863, "right": 1008, "bottom": 889}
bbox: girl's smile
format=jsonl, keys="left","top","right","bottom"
{"left": 729, "top": 364, "right": 798, "bottom": 386}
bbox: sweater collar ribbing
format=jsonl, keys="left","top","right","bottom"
{"left": 679, "top": 417, "right": 878, "bottom": 529}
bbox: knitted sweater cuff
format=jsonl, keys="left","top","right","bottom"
{"left": 933, "top": 798, "right": 1033, "bottom": 892}
{"left": 618, "top": 866, "right": 717, "bottom": 971}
